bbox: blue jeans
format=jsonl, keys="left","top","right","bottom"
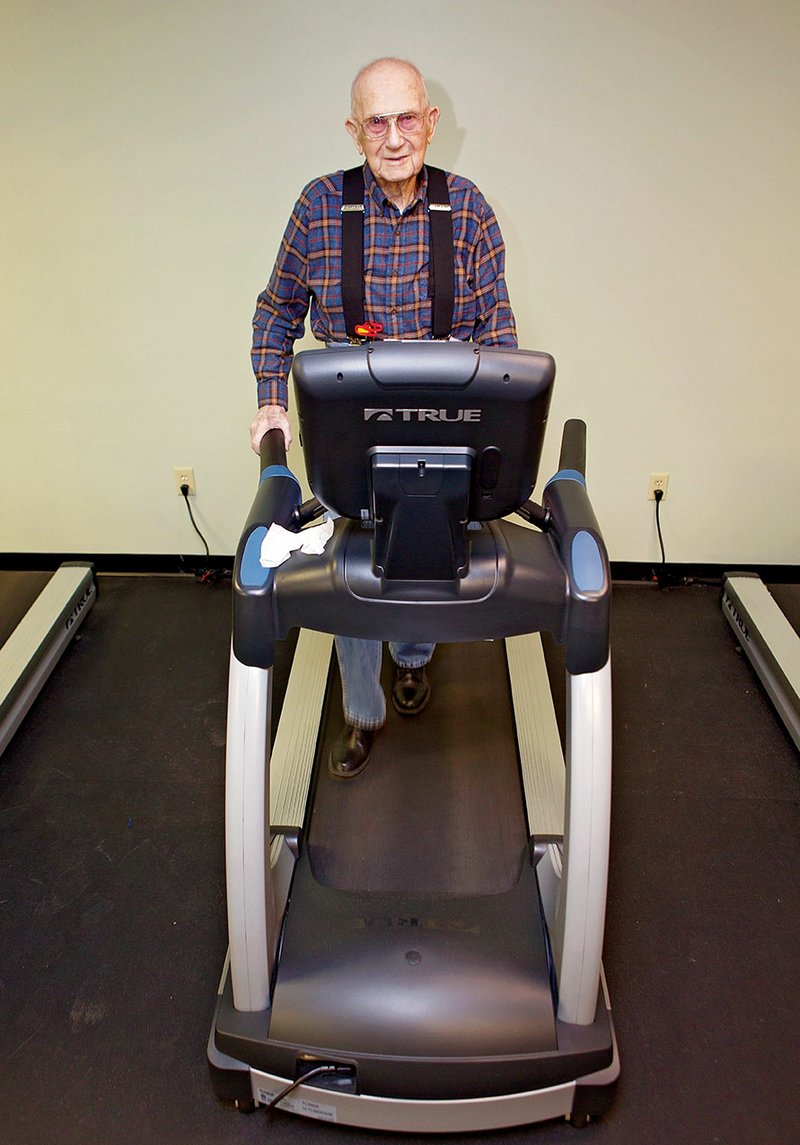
{"left": 335, "top": 637, "right": 435, "bottom": 729}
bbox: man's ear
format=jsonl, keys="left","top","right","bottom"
{"left": 426, "top": 106, "right": 441, "bottom": 143}
{"left": 345, "top": 118, "right": 363, "bottom": 155}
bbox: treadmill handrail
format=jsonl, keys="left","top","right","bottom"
{"left": 543, "top": 429, "right": 611, "bottom": 674}
{"left": 260, "top": 426, "right": 287, "bottom": 473}
{"left": 232, "top": 429, "right": 303, "bottom": 666}
{"left": 557, "top": 418, "right": 587, "bottom": 477}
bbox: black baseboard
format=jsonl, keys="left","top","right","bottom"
{"left": 611, "top": 562, "right": 799, "bottom": 586}
{"left": 0, "top": 554, "right": 797, "bottom": 585}
{"left": 0, "top": 553, "right": 233, "bottom": 576}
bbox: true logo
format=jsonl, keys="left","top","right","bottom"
{"left": 65, "top": 587, "right": 93, "bottom": 631}
{"left": 722, "top": 592, "right": 751, "bottom": 644}
{"left": 363, "top": 408, "right": 481, "bottom": 423}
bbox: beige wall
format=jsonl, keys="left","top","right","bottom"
{"left": 2, "top": 0, "right": 798, "bottom": 563}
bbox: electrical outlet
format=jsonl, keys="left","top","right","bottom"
{"left": 647, "top": 472, "right": 669, "bottom": 501}
{"left": 174, "top": 467, "right": 196, "bottom": 496}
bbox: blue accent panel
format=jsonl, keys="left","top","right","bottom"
{"left": 571, "top": 530, "right": 605, "bottom": 592}
{"left": 259, "top": 465, "right": 300, "bottom": 487}
{"left": 240, "top": 526, "right": 273, "bottom": 589}
{"left": 545, "top": 468, "right": 586, "bottom": 488}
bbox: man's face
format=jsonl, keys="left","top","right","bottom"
{"left": 346, "top": 62, "right": 440, "bottom": 198}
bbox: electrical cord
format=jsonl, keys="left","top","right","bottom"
{"left": 651, "top": 490, "right": 721, "bottom": 590}
{"left": 179, "top": 483, "right": 230, "bottom": 584}
{"left": 263, "top": 1064, "right": 354, "bottom": 1116}
{"left": 654, "top": 488, "right": 666, "bottom": 563}
{"left": 180, "top": 484, "right": 210, "bottom": 560}
{"left": 653, "top": 487, "right": 668, "bottom": 588}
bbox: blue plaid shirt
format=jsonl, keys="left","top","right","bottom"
{"left": 252, "top": 164, "right": 517, "bottom": 407}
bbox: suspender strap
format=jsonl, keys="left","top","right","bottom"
{"left": 340, "top": 164, "right": 454, "bottom": 339}
{"left": 341, "top": 166, "right": 366, "bottom": 339}
{"left": 425, "top": 165, "right": 454, "bottom": 340}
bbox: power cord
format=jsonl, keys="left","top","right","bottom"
{"left": 653, "top": 487, "right": 672, "bottom": 589}
{"left": 179, "top": 484, "right": 229, "bottom": 584}
{"left": 654, "top": 487, "right": 666, "bottom": 563}
{"left": 263, "top": 1064, "right": 355, "bottom": 1117}
{"left": 180, "top": 484, "right": 209, "bottom": 560}
{"left": 651, "top": 491, "right": 722, "bottom": 590}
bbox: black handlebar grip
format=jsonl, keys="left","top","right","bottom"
{"left": 260, "top": 427, "right": 287, "bottom": 473}
{"left": 558, "top": 419, "right": 587, "bottom": 477}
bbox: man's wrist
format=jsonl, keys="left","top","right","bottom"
{"left": 256, "top": 377, "right": 289, "bottom": 408}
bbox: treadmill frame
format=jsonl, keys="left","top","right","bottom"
{"left": 211, "top": 630, "right": 616, "bottom": 1128}
{"left": 210, "top": 343, "right": 617, "bottom": 1129}
{"left": 722, "top": 572, "right": 800, "bottom": 751}
{"left": 0, "top": 562, "right": 96, "bottom": 758}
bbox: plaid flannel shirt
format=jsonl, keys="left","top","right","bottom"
{"left": 252, "top": 164, "right": 517, "bottom": 407}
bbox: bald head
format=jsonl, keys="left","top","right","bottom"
{"left": 350, "top": 58, "right": 429, "bottom": 119}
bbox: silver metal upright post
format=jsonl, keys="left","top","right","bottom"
{"left": 224, "top": 646, "right": 274, "bottom": 1012}
{"left": 553, "top": 657, "right": 613, "bottom": 1025}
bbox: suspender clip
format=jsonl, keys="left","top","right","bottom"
{"left": 353, "top": 321, "right": 385, "bottom": 341}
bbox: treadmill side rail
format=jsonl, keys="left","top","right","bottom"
{"left": 0, "top": 562, "right": 96, "bottom": 758}
{"left": 269, "top": 629, "right": 334, "bottom": 830}
{"left": 722, "top": 574, "right": 800, "bottom": 751}
{"left": 506, "top": 632, "right": 565, "bottom": 838}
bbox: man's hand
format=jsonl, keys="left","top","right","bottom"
{"left": 250, "top": 405, "right": 292, "bottom": 454}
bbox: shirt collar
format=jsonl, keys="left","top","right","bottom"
{"left": 363, "top": 163, "right": 428, "bottom": 213}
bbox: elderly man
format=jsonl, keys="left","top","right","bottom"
{"left": 249, "top": 57, "right": 517, "bottom": 777}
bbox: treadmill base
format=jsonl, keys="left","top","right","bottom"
{"left": 208, "top": 969, "right": 619, "bottom": 1133}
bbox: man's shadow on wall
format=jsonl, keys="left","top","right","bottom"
{"left": 427, "top": 82, "right": 466, "bottom": 172}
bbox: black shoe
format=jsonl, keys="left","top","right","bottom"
{"left": 392, "top": 666, "right": 431, "bottom": 716}
{"left": 329, "top": 725, "right": 374, "bottom": 778}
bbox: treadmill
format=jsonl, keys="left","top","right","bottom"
{"left": 0, "top": 562, "right": 96, "bottom": 758}
{"left": 722, "top": 573, "right": 800, "bottom": 751}
{"left": 208, "top": 341, "right": 619, "bottom": 1132}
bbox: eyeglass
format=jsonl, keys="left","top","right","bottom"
{"left": 358, "top": 110, "right": 426, "bottom": 140}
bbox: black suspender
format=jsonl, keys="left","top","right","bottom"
{"left": 425, "top": 165, "right": 455, "bottom": 340}
{"left": 341, "top": 166, "right": 366, "bottom": 341}
{"left": 340, "top": 165, "right": 454, "bottom": 340}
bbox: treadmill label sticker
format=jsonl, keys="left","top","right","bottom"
{"left": 257, "top": 1089, "right": 337, "bottom": 1122}
{"left": 723, "top": 592, "right": 751, "bottom": 644}
{"left": 64, "top": 588, "right": 93, "bottom": 631}
{"left": 353, "top": 915, "right": 480, "bottom": 934}
{"left": 364, "top": 407, "right": 481, "bottom": 422}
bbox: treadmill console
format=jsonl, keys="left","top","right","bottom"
{"left": 293, "top": 342, "right": 555, "bottom": 580}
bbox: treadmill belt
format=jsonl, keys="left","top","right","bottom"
{"left": 307, "top": 641, "right": 529, "bottom": 896}
{"left": 271, "top": 640, "right": 556, "bottom": 1065}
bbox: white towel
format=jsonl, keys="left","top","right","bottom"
{"left": 259, "top": 518, "right": 335, "bottom": 568}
